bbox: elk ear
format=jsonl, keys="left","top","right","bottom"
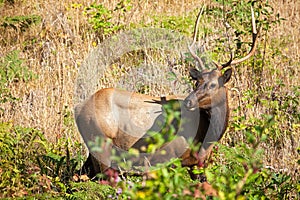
{"left": 222, "top": 68, "right": 232, "bottom": 84}
{"left": 189, "top": 68, "right": 202, "bottom": 80}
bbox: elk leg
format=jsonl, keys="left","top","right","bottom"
{"left": 79, "top": 153, "right": 100, "bottom": 178}
{"left": 188, "top": 144, "right": 215, "bottom": 181}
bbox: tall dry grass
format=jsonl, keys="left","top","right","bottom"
{"left": 0, "top": 0, "right": 299, "bottom": 179}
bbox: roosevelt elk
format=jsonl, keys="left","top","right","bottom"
{"left": 75, "top": 6, "right": 259, "bottom": 180}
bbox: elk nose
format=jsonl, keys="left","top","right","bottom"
{"left": 184, "top": 99, "right": 193, "bottom": 108}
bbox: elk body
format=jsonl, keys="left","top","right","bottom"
{"left": 75, "top": 68, "right": 231, "bottom": 178}
{"left": 75, "top": 7, "right": 259, "bottom": 180}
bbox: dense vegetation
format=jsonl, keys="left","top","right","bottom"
{"left": 0, "top": 0, "right": 299, "bottom": 199}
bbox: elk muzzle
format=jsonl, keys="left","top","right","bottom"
{"left": 184, "top": 92, "right": 198, "bottom": 111}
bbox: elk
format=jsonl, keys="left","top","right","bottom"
{"left": 75, "top": 7, "right": 259, "bottom": 180}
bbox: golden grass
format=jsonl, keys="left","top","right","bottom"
{"left": 0, "top": 0, "right": 299, "bottom": 180}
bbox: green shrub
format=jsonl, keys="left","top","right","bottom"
{"left": 1, "top": 15, "right": 41, "bottom": 32}
{"left": 114, "top": 113, "right": 297, "bottom": 199}
{"left": 0, "top": 50, "right": 36, "bottom": 83}
{"left": 151, "top": 12, "right": 196, "bottom": 36}
{"left": 0, "top": 50, "right": 37, "bottom": 112}
{"left": 120, "top": 159, "right": 192, "bottom": 200}
{"left": 0, "top": 122, "right": 47, "bottom": 198}
{"left": 0, "top": 120, "right": 84, "bottom": 198}
{"left": 84, "top": 0, "right": 132, "bottom": 40}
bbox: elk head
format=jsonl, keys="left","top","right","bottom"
{"left": 184, "top": 68, "right": 232, "bottom": 110}
{"left": 184, "top": 6, "right": 259, "bottom": 111}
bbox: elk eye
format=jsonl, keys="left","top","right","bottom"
{"left": 210, "top": 83, "right": 217, "bottom": 89}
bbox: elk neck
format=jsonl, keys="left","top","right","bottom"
{"left": 199, "top": 87, "right": 230, "bottom": 149}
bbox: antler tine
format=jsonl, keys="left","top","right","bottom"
{"left": 188, "top": 6, "right": 205, "bottom": 70}
{"left": 217, "top": 6, "right": 260, "bottom": 70}
{"left": 213, "top": 51, "right": 233, "bottom": 70}
{"left": 229, "top": 6, "right": 260, "bottom": 65}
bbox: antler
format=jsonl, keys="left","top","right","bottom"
{"left": 188, "top": 6, "right": 205, "bottom": 71}
{"left": 218, "top": 6, "right": 260, "bottom": 70}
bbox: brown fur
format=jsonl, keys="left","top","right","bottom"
{"left": 75, "top": 68, "right": 232, "bottom": 180}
